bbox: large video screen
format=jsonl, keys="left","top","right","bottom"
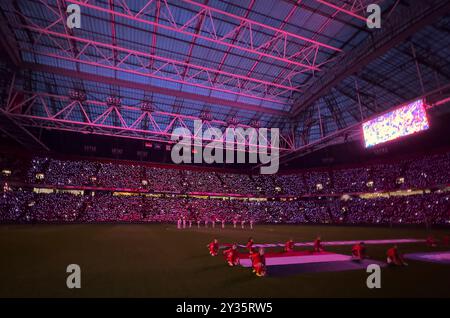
{"left": 362, "top": 99, "right": 429, "bottom": 148}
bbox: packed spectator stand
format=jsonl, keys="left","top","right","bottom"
{"left": 1, "top": 151, "right": 449, "bottom": 226}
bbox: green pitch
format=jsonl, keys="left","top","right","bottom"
{"left": 0, "top": 224, "right": 449, "bottom": 298}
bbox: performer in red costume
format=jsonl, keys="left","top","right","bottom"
{"left": 387, "top": 245, "right": 408, "bottom": 266}
{"left": 223, "top": 244, "right": 240, "bottom": 266}
{"left": 252, "top": 248, "right": 266, "bottom": 277}
{"left": 442, "top": 235, "right": 449, "bottom": 246}
{"left": 246, "top": 237, "right": 254, "bottom": 252}
{"left": 207, "top": 239, "right": 219, "bottom": 256}
{"left": 426, "top": 235, "right": 438, "bottom": 247}
{"left": 284, "top": 239, "right": 295, "bottom": 253}
{"left": 351, "top": 242, "right": 367, "bottom": 261}
{"left": 313, "top": 236, "right": 324, "bottom": 253}
{"left": 249, "top": 248, "right": 259, "bottom": 273}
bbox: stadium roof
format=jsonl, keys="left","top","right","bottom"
{"left": 0, "top": 0, "right": 450, "bottom": 159}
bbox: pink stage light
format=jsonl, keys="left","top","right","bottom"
{"left": 362, "top": 99, "right": 429, "bottom": 148}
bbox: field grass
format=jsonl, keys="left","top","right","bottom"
{"left": 0, "top": 224, "right": 449, "bottom": 298}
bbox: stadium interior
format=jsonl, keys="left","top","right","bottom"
{"left": 0, "top": 0, "right": 449, "bottom": 299}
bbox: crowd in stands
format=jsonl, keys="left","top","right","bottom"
{"left": 0, "top": 190, "right": 33, "bottom": 221}
{"left": 0, "top": 150, "right": 449, "bottom": 225}
{"left": 145, "top": 167, "right": 181, "bottom": 192}
{"left": 46, "top": 159, "right": 98, "bottom": 187}
{"left": 0, "top": 189, "right": 448, "bottom": 225}
{"left": 28, "top": 192, "right": 84, "bottom": 222}
{"left": 5, "top": 151, "right": 448, "bottom": 196}
{"left": 332, "top": 168, "right": 371, "bottom": 194}
{"left": 403, "top": 153, "right": 450, "bottom": 189}
{"left": 183, "top": 170, "right": 222, "bottom": 193}
{"left": 219, "top": 173, "right": 256, "bottom": 195}
{"left": 97, "top": 163, "right": 141, "bottom": 189}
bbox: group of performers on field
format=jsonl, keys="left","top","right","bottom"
{"left": 207, "top": 234, "right": 449, "bottom": 276}
{"left": 425, "top": 235, "right": 449, "bottom": 247}
{"left": 207, "top": 238, "right": 266, "bottom": 276}
{"left": 345, "top": 234, "right": 450, "bottom": 265}
{"left": 350, "top": 242, "right": 408, "bottom": 266}
{"left": 177, "top": 218, "right": 255, "bottom": 230}
{"left": 206, "top": 234, "right": 450, "bottom": 276}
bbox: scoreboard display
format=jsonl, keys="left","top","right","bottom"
{"left": 362, "top": 99, "right": 429, "bottom": 148}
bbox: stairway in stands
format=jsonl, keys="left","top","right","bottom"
{"left": 76, "top": 196, "right": 91, "bottom": 221}
{"left": 215, "top": 172, "right": 226, "bottom": 188}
